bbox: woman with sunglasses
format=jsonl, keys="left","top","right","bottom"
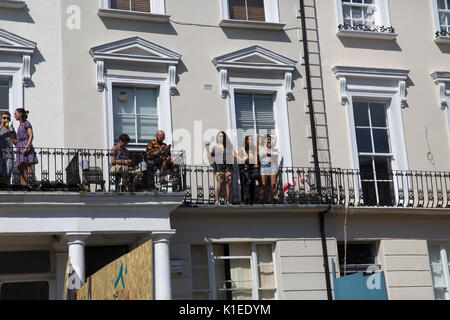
{"left": 14, "top": 108, "right": 38, "bottom": 186}
{"left": 0, "top": 112, "right": 16, "bottom": 185}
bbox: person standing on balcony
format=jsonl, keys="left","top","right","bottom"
{"left": 110, "top": 133, "right": 132, "bottom": 192}
{"left": 0, "top": 111, "right": 16, "bottom": 185}
{"left": 238, "top": 135, "right": 259, "bottom": 204}
{"left": 206, "top": 131, "right": 238, "bottom": 205}
{"left": 14, "top": 108, "right": 38, "bottom": 186}
{"left": 146, "top": 130, "right": 176, "bottom": 182}
{"left": 258, "top": 134, "right": 280, "bottom": 203}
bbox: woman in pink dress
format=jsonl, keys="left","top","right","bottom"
{"left": 14, "top": 108, "right": 38, "bottom": 186}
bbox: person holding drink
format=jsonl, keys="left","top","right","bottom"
{"left": 0, "top": 111, "right": 16, "bottom": 185}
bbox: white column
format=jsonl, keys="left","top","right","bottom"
{"left": 54, "top": 247, "right": 68, "bottom": 300}
{"left": 153, "top": 230, "right": 175, "bottom": 300}
{"left": 65, "top": 232, "right": 90, "bottom": 288}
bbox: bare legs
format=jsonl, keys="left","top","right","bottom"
{"left": 260, "top": 174, "right": 278, "bottom": 202}
{"left": 18, "top": 163, "right": 32, "bottom": 186}
{"left": 215, "top": 171, "right": 232, "bottom": 204}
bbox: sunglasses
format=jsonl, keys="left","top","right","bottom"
{"left": 2, "top": 117, "right": 10, "bottom": 120}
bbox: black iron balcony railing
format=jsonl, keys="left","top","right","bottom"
{"left": 0, "top": 147, "right": 448, "bottom": 209}
{"left": 0, "top": 147, "right": 185, "bottom": 193}
{"left": 183, "top": 166, "right": 450, "bottom": 209}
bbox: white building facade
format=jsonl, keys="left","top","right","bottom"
{"left": 0, "top": 0, "right": 449, "bottom": 300}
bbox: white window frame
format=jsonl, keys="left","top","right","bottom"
{"left": 193, "top": 242, "right": 278, "bottom": 300}
{"left": 219, "top": 0, "right": 284, "bottom": 30}
{"left": 228, "top": 82, "right": 292, "bottom": 169}
{"left": 333, "top": 66, "right": 410, "bottom": 206}
{"left": 352, "top": 101, "right": 395, "bottom": 205}
{"left": 98, "top": 0, "right": 169, "bottom": 22}
{"left": 0, "top": 276, "right": 56, "bottom": 300}
{"left": 104, "top": 74, "right": 173, "bottom": 151}
{"left": 336, "top": 0, "right": 396, "bottom": 40}
{"left": 432, "top": 0, "right": 450, "bottom": 43}
{"left": 0, "top": 66, "right": 23, "bottom": 128}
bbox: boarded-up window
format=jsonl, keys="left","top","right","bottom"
{"left": 110, "top": 0, "right": 151, "bottom": 13}
{"left": 229, "top": 0, "right": 265, "bottom": 21}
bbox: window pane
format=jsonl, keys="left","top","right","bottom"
{"left": 254, "top": 94, "right": 275, "bottom": 135}
{"left": 114, "top": 114, "right": 135, "bottom": 143}
{"left": 377, "top": 181, "right": 394, "bottom": 206}
{"left": 132, "top": 0, "right": 150, "bottom": 13}
{"left": 372, "top": 129, "right": 390, "bottom": 153}
{"left": 229, "top": 0, "right": 247, "bottom": 20}
{"left": 356, "top": 128, "right": 372, "bottom": 153}
{"left": 259, "top": 289, "right": 275, "bottom": 300}
{"left": 113, "top": 87, "right": 134, "bottom": 114}
{"left": 359, "top": 156, "right": 373, "bottom": 180}
{"left": 0, "top": 82, "right": 8, "bottom": 109}
{"left": 374, "top": 157, "right": 391, "bottom": 180}
{"left": 137, "top": 116, "right": 158, "bottom": 143}
{"left": 135, "top": 88, "right": 157, "bottom": 115}
{"left": 111, "top": 0, "right": 131, "bottom": 10}
{"left": 191, "top": 245, "right": 210, "bottom": 292}
{"left": 370, "top": 103, "right": 387, "bottom": 127}
{"left": 247, "top": 0, "right": 265, "bottom": 21}
{"left": 0, "top": 251, "right": 51, "bottom": 274}
{"left": 258, "top": 265, "right": 275, "bottom": 288}
{"left": 1, "top": 282, "right": 49, "bottom": 300}
{"left": 229, "top": 243, "right": 251, "bottom": 256}
{"left": 361, "top": 181, "right": 377, "bottom": 205}
{"left": 353, "top": 102, "right": 369, "bottom": 126}
{"left": 352, "top": 7, "right": 362, "bottom": 19}
{"left": 438, "top": 0, "right": 446, "bottom": 9}
{"left": 343, "top": 6, "right": 351, "bottom": 21}
{"left": 215, "top": 259, "right": 253, "bottom": 300}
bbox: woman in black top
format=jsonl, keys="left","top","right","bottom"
{"left": 205, "top": 131, "right": 238, "bottom": 205}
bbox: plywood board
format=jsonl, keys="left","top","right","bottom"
{"left": 76, "top": 239, "right": 153, "bottom": 300}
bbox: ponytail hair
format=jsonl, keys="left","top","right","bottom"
{"left": 15, "top": 108, "right": 29, "bottom": 121}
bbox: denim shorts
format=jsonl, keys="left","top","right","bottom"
{"left": 0, "top": 157, "right": 13, "bottom": 177}
{"left": 260, "top": 162, "right": 278, "bottom": 175}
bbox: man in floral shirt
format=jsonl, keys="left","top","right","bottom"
{"left": 146, "top": 130, "right": 173, "bottom": 180}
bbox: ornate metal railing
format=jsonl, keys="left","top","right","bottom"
{"left": 0, "top": 147, "right": 185, "bottom": 193}
{"left": 338, "top": 23, "right": 395, "bottom": 34}
{"left": 182, "top": 166, "right": 450, "bottom": 208}
{"left": 0, "top": 148, "right": 448, "bottom": 209}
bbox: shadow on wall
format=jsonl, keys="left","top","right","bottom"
{"left": 28, "top": 48, "right": 46, "bottom": 89}
{"left": 99, "top": 17, "right": 178, "bottom": 36}
{"left": 222, "top": 28, "right": 293, "bottom": 43}
{"left": 437, "top": 43, "right": 450, "bottom": 54}
{"left": 0, "top": 5, "right": 34, "bottom": 24}
{"left": 339, "top": 38, "right": 402, "bottom": 52}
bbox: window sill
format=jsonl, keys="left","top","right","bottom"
{"left": 219, "top": 19, "right": 285, "bottom": 31}
{"left": 97, "top": 8, "right": 170, "bottom": 23}
{"left": 0, "top": 0, "right": 25, "bottom": 9}
{"left": 337, "top": 29, "right": 397, "bottom": 41}
{"left": 435, "top": 35, "right": 450, "bottom": 44}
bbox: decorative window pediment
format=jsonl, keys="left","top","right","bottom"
{"left": 212, "top": 45, "right": 297, "bottom": 99}
{"left": 332, "top": 66, "right": 409, "bottom": 108}
{"left": 0, "top": 28, "right": 37, "bottom": 87}
{"left": 431, "top": 71, "right": 450, "bottom": 109}
{"left": 89, "top": 36, "right": 181, "bottom": 93}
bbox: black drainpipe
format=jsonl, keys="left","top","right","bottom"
{"left": 298, "top": 0, "right": 333, "bottom": 300}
